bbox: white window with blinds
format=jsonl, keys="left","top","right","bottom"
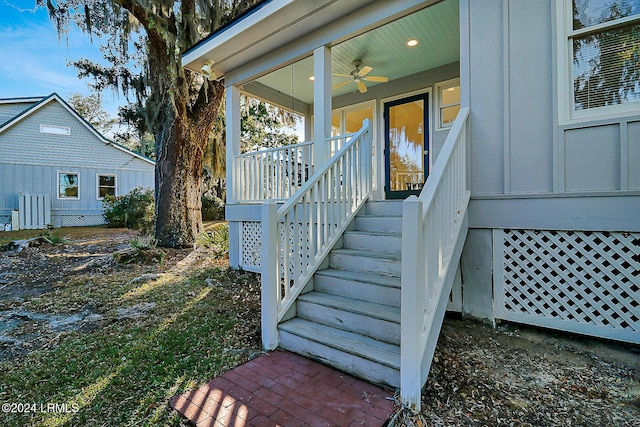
{"left": 558, "top": 0, "right": 640, "bottom": 120}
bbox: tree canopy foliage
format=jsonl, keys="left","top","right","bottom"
{"left": 41, "top": 0, "right": 262, "bottom": 247}
{"left": 68, "top": 92, "right": 118, "bottom": 135}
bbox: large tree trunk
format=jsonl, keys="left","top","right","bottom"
{"left": 154, "top": 117, "right": 203, "bottom": 247}
{"left": 153, "top": 75, "right": 225, "bottom": 248}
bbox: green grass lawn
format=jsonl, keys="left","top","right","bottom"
{"left": 0, "top": 239, "right": 261, "bottom": 426}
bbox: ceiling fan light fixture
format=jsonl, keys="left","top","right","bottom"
{"left": 406, "top": 39, "right": 419, "bottom": 47}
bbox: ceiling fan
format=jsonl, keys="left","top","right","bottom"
{"left": 333, "top": 60, "right": 389, "bottom": 94}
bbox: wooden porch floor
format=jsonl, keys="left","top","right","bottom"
{"left": 169, "top": 350, "right": 394, "bottom": 426}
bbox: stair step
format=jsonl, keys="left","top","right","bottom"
{"left": 314, "top": 269, "right": 401, "bottom": 307}
{"left": 354, "top": 215, "right": 402, "bottom": 233}
{"left": 279, "top": 318, "right": 400, "bottom": 387}
{"left": 329, "top": 249, "right": 401, "bottom": 276}
{"left": 364, "top": 201, "right": 403, "bottom": 216}
{"left": 342, "top": 230, "right": 402, "bottom": 252}
{"left": 297, "top": 292, "right": 400, "bottom": 344}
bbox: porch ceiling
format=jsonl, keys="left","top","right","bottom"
{"left": 252, "top": 0, "right": 460, "bottom": 107}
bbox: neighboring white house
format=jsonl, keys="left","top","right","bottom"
{"left": 183, "top": 0, "right": 640, "bottom": 408}
{"left": 0, "top": 93, "right": 155, "bottom": 229}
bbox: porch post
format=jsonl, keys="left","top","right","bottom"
{"left": 401, "top": 195, "right": 424, "bottom": 409}
{"left": 313, "top": 45, "right": 332, "bottom": 166}
{"left": 261, "top": 200, "right": 279, "bottom": 350}
{"left": 226, "top": 85, "right": 241, "bottom": 268}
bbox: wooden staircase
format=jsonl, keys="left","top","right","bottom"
{"left": 278, "top": 201, "right": 403, "bottom": 387}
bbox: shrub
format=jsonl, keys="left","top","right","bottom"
{"left": 114, "top": 235, "right": 164, "bottom": 264}
{"left": 102, "top": 187, "right": 155, "bottom": 233}
{"left": 197, "top": 223, "right": 229, "bottom": 257}
{"left": 201, "top": 192, "right": 225, "bottom": 221}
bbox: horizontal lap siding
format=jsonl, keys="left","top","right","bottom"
{"left": 0, "top": 101, "right": 153, "bottom": 171}
{"left": 0, "top": 102, "right": 36, "bottom": 124}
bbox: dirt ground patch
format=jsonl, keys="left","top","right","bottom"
{"left": 0, "top": 227, "right": 638, "bottom": 426}
{"left": 406, "top": 318, "right": 640, "bottom": 426}
{"left": 0, "top": 227, "right": 192, "bottom": 360}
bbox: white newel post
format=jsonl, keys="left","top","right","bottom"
{"left": 226, "top": 85, "right": 241, "bottom": 268}
{"left": 401, "top": 195, "right": 425, "bottom": 408}
{"left": 261, "top": 200, "right": 279, "bottom": 350}
{"left": 313, "top": 45, "right": 331, "bottom": 166}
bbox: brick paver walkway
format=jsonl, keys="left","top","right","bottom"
{"left": 169, "top": 350, "right": 395, "bottom": 426}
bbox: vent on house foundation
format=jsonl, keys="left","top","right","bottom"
{"left": 496, "top": 229, "right": 639, "bottom": 343}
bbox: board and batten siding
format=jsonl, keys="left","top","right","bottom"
{"left": 0, "top": 163, "right": 153, "bottom": 210}
{"left": 466, "top": 0, "right": 640, "bottom": 230}
{"left": 461, "top": 0, "right": 640, "bottom": 342}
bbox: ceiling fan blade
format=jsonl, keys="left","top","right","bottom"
{"left": 363, "top": 75, "right": 388, "bottom": 83}
{"left": 333, "top": 73, "right": 353, "bottom": 77}
{"left": 357, "top": 66, "right": 373, "bottom": 77}
{"left": 356, "top": 80, "right": 368, "bottom": 93}
{"left": 333, "top": 80, "right": 352, "bottom": 90}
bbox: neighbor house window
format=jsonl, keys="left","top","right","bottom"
{"left": 40, "top": 124, "right": 71, "bottom": 135}
{"left": 436, "top": 79, "right": 460, "bottom": 128}
{"left": 97, "top": 174, "right": 116, "bottom": 199}
{"left": 58, "top": 172, "right": 79, "bottom": 199}
{"left": 563, "top": 0, "right": 640, "bottom": 118}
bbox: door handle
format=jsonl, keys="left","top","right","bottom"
{"left": 424, "top": 150, "right": 429, "bottom": 155}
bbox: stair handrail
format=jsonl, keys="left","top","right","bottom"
{"left": 261, "top": 119, "right": 373, "bottom": 349}
{"left": 400, "top": 107, "right": 471, "bottom": 408}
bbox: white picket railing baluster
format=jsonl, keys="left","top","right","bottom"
{"left": 261, "top": 120, "right": 372, "bottom": 348}
{"left": 235, "top": 141, "right": 314, "bottom": 203}
{"left": 401, "top": 108, "right": 470, "bottom": 409}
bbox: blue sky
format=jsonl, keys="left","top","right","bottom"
{"left": 0, "top": 0, "right": 124, "bottom": 117}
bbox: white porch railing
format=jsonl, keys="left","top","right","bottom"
{"left": 261, "top": 119, "right": 373, "bottom": 349}
{"left": 235, "top": 141, "right": 314, "bottom": 202}
{"left": 327, "top": 133, "right": 353, "bottom": 157}
{"left": 400, "top": 108, "right": 470, "bottom": 409}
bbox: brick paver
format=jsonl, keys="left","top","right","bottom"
{"left": 169, "top": 350, "right": 394, "bottom": 426}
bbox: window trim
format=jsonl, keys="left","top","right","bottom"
{"left": 96, "top": 173, "right": 117, "bottom": 200}
{"left": 557, "top": 1, "right": 640, "bottom": 123}
{"left": 435, "top": 78, "right": 461, "bottom": 130}
{"left": 57, "top": 171, "right": 80, "bottom": 200}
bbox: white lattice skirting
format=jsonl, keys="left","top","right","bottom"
{"left": 55, "top": 215, "right": 106, "bottom": 227}
{"left": 494, "top": 229, "right": 639, "bottom": 343}
{"left": 241, "top": 221, "right": 262, "bottom": 272}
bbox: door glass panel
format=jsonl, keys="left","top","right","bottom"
{"left": 388, "top": 99, "right": 425, "bottom": 192}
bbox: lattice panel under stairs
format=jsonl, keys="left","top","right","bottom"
{"left": 494, "top": 229, "right": 639, "bottom": 343}
{"left": 241, "top": 220, "right": 326, "bottom": 277}
{"left": 241, "top": 221, "right": 262, "bottom": 272}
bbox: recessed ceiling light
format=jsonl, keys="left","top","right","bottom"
{"left": 309, "top": 76, "right": 315, "bottom": 81}
{"left": 406, "top": 39, "right": 419, "bottom": 47}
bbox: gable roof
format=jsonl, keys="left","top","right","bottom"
{"left": 0, "top": 93, "right": 155, "bottom": 165}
